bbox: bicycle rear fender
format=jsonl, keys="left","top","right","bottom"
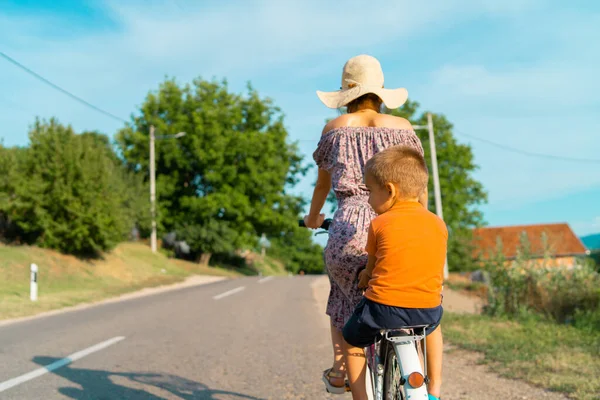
{"left": 391, "top": 340, "right": 429, "bottom": 399}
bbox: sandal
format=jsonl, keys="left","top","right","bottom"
{"left": 322, "top": 368, "right": 351, "bottom": 394}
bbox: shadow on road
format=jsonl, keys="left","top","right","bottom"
{"left": 32, "top": 356, "right": 265, "bottom": 400}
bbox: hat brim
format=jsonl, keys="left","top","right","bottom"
{"left": 316, "top": 86, "right": 408, "bottom": 109}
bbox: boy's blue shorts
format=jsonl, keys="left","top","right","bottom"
{"left": 342, "top": 297, "right": 443, "bottom": 348}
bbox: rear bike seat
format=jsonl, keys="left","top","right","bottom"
{"left": 382, "top": 325, "right": 429, "bottom": 342}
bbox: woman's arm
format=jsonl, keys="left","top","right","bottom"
{"left": 304, "top": 168, "right": 331, "bottom": 228}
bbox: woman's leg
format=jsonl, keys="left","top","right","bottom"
{"left": 328, "top": 320, "right": 346, "bottom": 387}
{"left": 344, "top": 341, "right": 369, "bottom": 400}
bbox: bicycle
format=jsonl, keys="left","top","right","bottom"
{"left": 299, "top": 218, "right": 430, "bottom": 400}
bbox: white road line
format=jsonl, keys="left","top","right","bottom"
{"left": 0, "top": 336, "right": 125, "bottom": 393}
{"left": 213, "top": 286, "right": 245, "bottom": 300}
{"left": 257, "top": 276, "right": 274, "bottom": 284}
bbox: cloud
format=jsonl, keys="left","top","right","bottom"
{"left": 431, "top": 63, "right": 598, "bottom": 110}
{"left": 412, "top": 3, "right": 600, "bottom": 208}
{"left": 425, "top": 60, "right": 600, "bottom": 206}
{"left": 424, "top": 65, "right": 600, "bottom": 206}
{"left": 0, "top": 0, "right": 544, "bottom": 143}
{"left": 106, "top": 0, "right": 545, "bottom": 65}
{"left": 2, "top": 0, "right": 597, "bottom": 216}
{"left": 2, "top": 0, "right": 546, "bottom": 76}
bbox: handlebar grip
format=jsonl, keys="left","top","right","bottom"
{"left": 298, "top": 219, "right": 333, "bottom": 230}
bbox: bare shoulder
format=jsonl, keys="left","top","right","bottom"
{"left": 321, "top": 114, "right": 352, "bottom": 135}
{"left": 376, "top": 114, "right": 413, "bottom": 130}
{"left": 321, "top": 113, "right": 413, "bottom": 134}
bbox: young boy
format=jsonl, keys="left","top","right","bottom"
{"left": 342, "top": 145, "right": 446, "bottom": 400}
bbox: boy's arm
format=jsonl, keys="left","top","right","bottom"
{"left": 358, "top": 223, "right": 378, "bottom": 289}
{"left": 365, "top": 255, "right": 376, "bottom": 277}
{"left": 358, "top": 256, "right": 376, "bottom": 289}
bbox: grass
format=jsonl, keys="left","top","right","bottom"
{"left": 444, "top": 280, "right": 486, "bottom": 295}
{"left": 445, "top": 272, "right": 487, "bottom": 299}
{"left": 0, "top": 242, "right": 243, "bottom": 320}
{"left": 252, "top": 256, "right": 288, "bottom": 276}
{"left": 443, "top": 312, "right": 600, "bottom": 400}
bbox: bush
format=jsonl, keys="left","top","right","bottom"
{"left": 574, "top": 307, "right": 600, "bottom": 333}
{"left": 0, "top": 119, "right": 148, "bottom": 256}
{"left": 531, "top": 261, "right": 600, "bottom": 323}
{"left": 174, "top": 220, "right": 238, "bottom": 265}
{"left": 590, "top": 250, "right": 600, "bottom": 272}
{"left": 269, "top": 227, "right": 325, "bottom": 274}
{"left": 484, "top": 234, "right": 600, "bottom": 327}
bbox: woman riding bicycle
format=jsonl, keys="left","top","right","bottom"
{"left": 304, "top": 54, "right": 427, "bottom": 398}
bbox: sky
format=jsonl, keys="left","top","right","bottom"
{"left": 1, "top": 0, "right": 599, "bottom": 243}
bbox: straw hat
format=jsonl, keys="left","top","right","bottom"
{"left": 316, "top": 55, "right": 408, "bottom": 109}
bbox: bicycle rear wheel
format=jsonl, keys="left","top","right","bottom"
{"left": 382, "top": 342, "right": 404, "bottom": 400}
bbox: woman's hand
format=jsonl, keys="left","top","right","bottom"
{"left": 303, "top": 213, "right": 325, "bottom": 229}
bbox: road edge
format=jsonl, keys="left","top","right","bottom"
{"left": 0, "top": 274, "right": 228, "bottom": 327}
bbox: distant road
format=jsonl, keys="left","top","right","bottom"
{"left": 0, "top": 276, "right": 342, "bottom": 399}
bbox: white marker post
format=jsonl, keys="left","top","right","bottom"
{"left": 30, "top": 264, "right": 38, "bottom": 301}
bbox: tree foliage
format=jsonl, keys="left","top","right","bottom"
{"left": 326, "top": 101, "right": 487, "bottom": 271}
{"left": 0, "top": 119, "right": 147, "bottom": 256}
{"left": 117, "top": 78, "right": 320, "bottom": 267}
{"left": 269, "top": 227, "right": 325, "bottom": 274}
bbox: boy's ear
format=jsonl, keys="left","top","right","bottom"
{"left": 385, "top": 182, "right": 397, "bottom": 198}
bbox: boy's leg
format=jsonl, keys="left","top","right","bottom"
{"left": 425, "top": 325, "right": 443, "bottom": 398}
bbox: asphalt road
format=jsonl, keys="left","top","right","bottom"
{"left": 0, "top": 276, "right": 343, "bottom": 400}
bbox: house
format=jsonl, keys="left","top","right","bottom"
{"left": 472, "top": 223, "right": 590, "bottom": 268}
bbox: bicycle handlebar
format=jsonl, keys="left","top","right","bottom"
{"left": 298, "top": 218, "right": 332, "bottom": 231}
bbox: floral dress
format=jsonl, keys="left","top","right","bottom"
{"left": 313, "top": 126, "right": 424, "bottom": 330}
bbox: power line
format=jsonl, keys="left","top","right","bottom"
{"left": 0, "top": 51, "right": 128, "bottom": 124}
{"left": 170, "top": 0, "right": 184, "bottom": 12}
{"left": 4, "top": 48, "right": 598, "bottom": 164}
{"left": 454, "top": 130, "right": 600, "bottom": 164}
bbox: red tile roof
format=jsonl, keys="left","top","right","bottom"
{"left": 472, "top": 223, "right": 588, "bottom": 260}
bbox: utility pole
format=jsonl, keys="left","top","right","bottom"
{"left": 150, "top": 125, "right": 157, "bottom": 253}
{"left": 149, "top": 127, "right": 186, "bottom": 253}
{"left": 414, "top": 113, "right": 448, "bottom": 279}
{"left": 427, "top": 113, "right": 444, "bottom": 222}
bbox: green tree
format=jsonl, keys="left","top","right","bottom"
{"left": 176, "top": 220, "right": 238, "bottom": 264}
{"left": 269, "top": 227, "right": 325, "bottom": 274}
{"left": 0, "top": 145, "right": 28, "bottom": 241}
{"left": 0, "top": 119, "right": 147, "bottom": 256}
{"left": 326, "top": 100, "right": 487, "bottom": 271}
{"left": 117, "top": 78, "right": 315, "bottom": 266}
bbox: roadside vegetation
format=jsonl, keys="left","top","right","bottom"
{"left": 444, "top": 235, "right": 600, "bottom": 399}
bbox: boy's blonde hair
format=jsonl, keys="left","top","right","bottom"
{"left": 365, "top": 146, "right": 429, "bottom": 198}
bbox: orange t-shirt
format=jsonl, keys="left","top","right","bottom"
{"left": 364, "top": 201, "right": 447, "bottom": 308}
